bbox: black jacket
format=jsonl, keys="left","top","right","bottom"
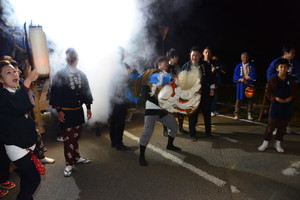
{"left": 0, "top": 86, "right": 37, "bottom": 148}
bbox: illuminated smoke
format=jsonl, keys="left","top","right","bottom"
{"left": 1, "top": 0, "right": 157, "bottom": 123}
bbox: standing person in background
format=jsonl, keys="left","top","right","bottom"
{"left": 202, "top": 47, "right": 226, "bottom": 117}
{"left": 163, "top": 48, "right": 187, "bottom": 134}
{"left": 109, "top": 47, "right": 136, "bottom": 151}
{"left": 182, "top": 46, "right": 215, "bottom": 140}
{"left": 211, "top": 55, "right": 226, "bottom": 116}
{"left": 50, "top": 48, "right": 93, "bottom": 177}
{"left": 258, "top": 59, "right": 297, "bottom": 152}
{"left": 0, "top": 60, "right": 40, "bottom": 200}
{"left": 266, "top": 45, "right": 300, "bottom": 134}
{"left": 267, "top": 45, "right": 300, "bottom": 83}
{"left": 233, "top": 52, "right": 256, "bottom": 120}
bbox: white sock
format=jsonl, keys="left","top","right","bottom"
{"left": 274, "top": 140, "right": 284, "bottom": 153}
{"left": 258, "top": 140, "right": 269, "bottom": 151}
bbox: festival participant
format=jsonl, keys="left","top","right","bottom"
{"left": 137, "top": 56, "right": 182, "bottom": 166}
{"left": 202, "top": 49, "right": 226, "bottom": 117}
{"left": 233, "top": 52, "right": 256, "bottom": 120}
{"left": 266, "top": 45, "right": 300, "bottom": 134}
{"left": 1, "top": 56, "right": 55, "bottom": 164}
{"left": 164, "top": 48, "right": 186, "bottom": 134}
{"left": 109, "top": 47, "right": 136, "bottom": 150}
{"left": 49, "top": 48, "right": 93, "bottom": 177}
{"left": 266, "top": 45, "right": 300, "bottom": 82}
{"left": 0, "top": 60, "right": 40, "bottom": 200}
{"left": 258, "top": 59, "right": 297, "bottom": 152}
{"left": 0, "top": 141, "right": 16, "bottom": 198}
{"left": 182, "top": 46, "right": 215, "bottom": 140}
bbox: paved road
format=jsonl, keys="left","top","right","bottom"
{"left": 3, "top": 111, "right": 300, "bottom": 200}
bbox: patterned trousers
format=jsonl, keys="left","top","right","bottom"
{"left": 62, "top": 126, "right": 82, "bottom": 166}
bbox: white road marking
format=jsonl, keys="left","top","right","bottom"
{"left": 124, "top": 130, "right": 241, "bottom": 193}
{"left": 282, "top": 161, "right": 300, "bottom": 176}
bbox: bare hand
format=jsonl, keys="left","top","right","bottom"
{"left": 58, "top": 111, "right": 65, "bottom": 123}
{"left": 209, "top": 89, "right": 215, "bottom": 96}
{"left": 24, "top": 67, "right": 38, "bottom": 88}
{"left": 87, "top": 110, "right": 92, "bottom": 120}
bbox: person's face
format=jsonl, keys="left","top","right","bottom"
{"left": 203, "top": 49, "right": 212, "bottom": 60}
{"left": 170, "top": 56, "right": 179, "bottom": 64}
{"left": 158, "top": 60, "right": 169, "bottom": 71}
{"left": 0, "top": 64, "right": 20, "bottom": 89}
{"left": 66, "top": 52, "right": 78, "bottom": 67}
{"left": 276, "top": 64, "right": 289, "bottom": 76}
{"left": 190, "top": 51, "right": 202, "bottom": 64}
{"left": 241, "top": 54, "right": 249, "bottom": 63}
{"left": 283, "top": 49, "right": 296, "bottom": 60}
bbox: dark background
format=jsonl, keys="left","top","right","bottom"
{"left": 1, "top": 0, "right": 300, "bottom": 85}
{"left": 147, "top": 0, "right": 300, "bottom": 85}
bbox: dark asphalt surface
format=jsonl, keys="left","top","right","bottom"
{"left": 2, "top": 109, "right": 300, "bottom": 200}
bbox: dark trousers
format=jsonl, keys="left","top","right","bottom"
{"left": 13, "top": 153, "right": 41, "bottom": 200}
{"left": 109, "top": 102, "right": 128, "bottom": 146}
{"left": 63, "top": 126, "right": 82, "bottom": 166}
{"left": 0, "top": 142, "right": 10, "bottom": 183}
{"left": 189, "top": 96, "right": 212, "bottom": 136}
{"left": 264, "top": 118, "right": 289, "bottom": 141}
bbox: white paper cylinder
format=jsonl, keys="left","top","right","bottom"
{"left": 29, "top": 26, "right": 50, "bottom": 77}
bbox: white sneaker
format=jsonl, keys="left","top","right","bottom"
{"left": 64, "top": 165, "right": 73, "bottom": 177}
{"left": 258, "top": 140, "right": 269, "bottom": 152}
{"left": 40, "top": 157, "right": 55, "bottom": 164}
{"left": 247, "top": 113, "right": 253, "bottom": 120}
{"left": 286, "top": 126, "right": 292, "bottom": 134}
{"left": 57, "top": 136, "right": 64, "bottom": 142}
{"left": 274, "top": 140, "right": 284, "bottom": 153}
{"left": 233, "top": 116, "right": 239, "bottom": 120}
{"left": 211, "top": 112, "right": 216, "bottom": 117}
{"left": 77, "top": 157, "right": 92, "bottom": 164}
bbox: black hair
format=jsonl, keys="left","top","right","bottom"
{"left": 155, "top": 56, "right": 168, "bottom": 68}
{"left": 282, "top": 45, "right": 295, "bottom": 54}
{"left": 190, "top": 46, "right": 203, "bottom": 53}
{"left": 0, "top": 60, "right": 11, "bottom": 74}
{"left": 275, "top": 58, "right": 290, "bottom": 68}
{"left": 203, "top": 46, "right": 213, "bottom": 51}
{"left": 166, "top": 48, "right": 178, "bottom": 60}
{"left": 66, "top": 48, "right": 77, "bottom": 55}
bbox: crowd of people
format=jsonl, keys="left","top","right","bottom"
{"left": 0, "top": 44, "right": 299, "bottom": 199}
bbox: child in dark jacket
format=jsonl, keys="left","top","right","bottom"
{"left": 258, "top": 58, "right": 297, "bottom": 153}
{"left": 0, "top": 60, "right": 40, "bottom": 200}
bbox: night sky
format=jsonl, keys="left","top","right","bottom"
{"left": 148, "top": 0, "right": 300, "bottom": 85}
{"left": 1, "top": 0, "right": 300, "bottom": 85}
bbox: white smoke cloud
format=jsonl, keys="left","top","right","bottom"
{"left": 1, "top": 0, "right": 157, "bottom": 123}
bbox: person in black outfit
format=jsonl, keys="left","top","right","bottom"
{"left": 109, "top": 47, "right": 136, "bottom": 150}
{"left": 0, "top": 60, "right": 40, "bottom": 200}
{"left": 182, "top": 46, "right": 215, "bottom": 140}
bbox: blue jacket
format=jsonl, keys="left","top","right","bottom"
{"left": 266, "top": 56, "right": 300, "bottom": 83}
{"left": 233, "top": 62, "right": 256, "bottom": 100}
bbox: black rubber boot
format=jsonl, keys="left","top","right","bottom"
{"left": 139, "top": 145, "right": 148, "bottom": 166}
{"left": 166, "top": 136, "right": 182, "bottom": 151}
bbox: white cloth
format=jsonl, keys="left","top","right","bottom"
{"left": 4, "top": 144, "right": 36, "bottom": 162}
{"left": 242, "top": 63, "right": 250, "bottom": 78}
{"left": 145, "top": 100, "right": 161, "bottom": 110}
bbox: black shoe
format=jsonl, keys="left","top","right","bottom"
{"left": 111, "top": 143, "right": 117, "bottom": 148}
{"left": 190, "top": 136, "right": 197, "bottom": 142}
{"left": 116, "top": 145, "right": 131, "bottom": 151}
{"left": 166, "top": 144, "right": 182, "bottom": 151}
{"left": 179, "top": 128, "right": 189, "bottom": 134}
{"left": 139, "top": 157, "right": 148, "bottom": 166}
